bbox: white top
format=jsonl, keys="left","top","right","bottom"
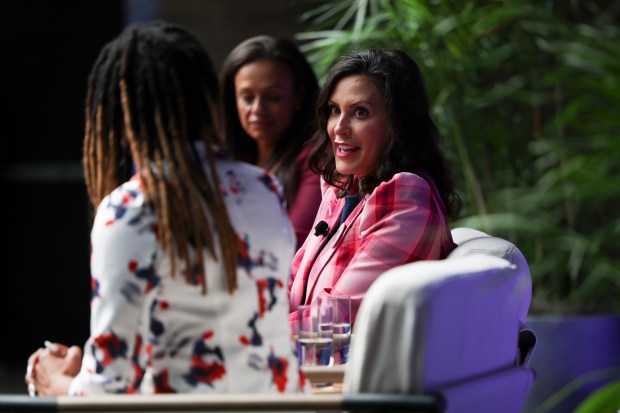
{"left": 69, "top": 153, "right": 306, "bottom": 395}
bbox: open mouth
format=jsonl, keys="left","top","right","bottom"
{"left": 336, "top": 144, "right": 360, "bottom": 156}
{"left": 250, "top": 121, "right": 270, "bottom": 128}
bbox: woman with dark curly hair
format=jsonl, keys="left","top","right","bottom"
{"left": 288, "top": 48, "right": 461, "bottom": 330}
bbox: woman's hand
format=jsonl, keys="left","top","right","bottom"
{"left": 25, "top": 342, "right": 82, "bottom": 396}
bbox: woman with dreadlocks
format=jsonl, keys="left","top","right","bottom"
{"left": 24, "top": 21, "right": 305, "bottom": 395}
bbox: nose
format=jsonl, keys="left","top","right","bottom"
{"left": 251, "top": 97, "right": 266, "bottom": 114}
{"left": 333, "top": 115, "right": 350, "bottom": 136}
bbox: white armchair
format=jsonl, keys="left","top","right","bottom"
{"left": 344, "top": 228, "right": 536, "bottom": 413}
{"left": 449, "top": 227, "right": 536, "bottom": 366}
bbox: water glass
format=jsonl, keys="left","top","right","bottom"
{"left": 330, "top": 296, "right": 352, "bottom": 364}
{"left": 297, "top": 297, "right": 334, "bottom": 366}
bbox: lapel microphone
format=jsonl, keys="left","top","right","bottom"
{"left": 314, "top": 220, "right": 329, "bottom": 237}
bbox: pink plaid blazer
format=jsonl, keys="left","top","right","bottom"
{"left": 288, "top": 172, "right": 456, "bottom": 330}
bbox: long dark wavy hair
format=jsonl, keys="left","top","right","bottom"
{"left": 219, "top": 35, "right": 318, "bottom": 206}
{"left": 309, "top": 48, "right": 461, "bottom": 220}
{"left": 83, "top": 20, "right": 238, "bottom": 294}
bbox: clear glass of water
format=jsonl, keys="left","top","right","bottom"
{"left": 297, "top": 297, "right": 334, "bottom": 366}
{"left": 330, "top": 296, "right": 351, "bottom": 364}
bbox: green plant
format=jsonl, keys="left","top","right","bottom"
{"left": 528, "top": 367, "right": 620, "bottom": 413}
{"left": 296, "top": 0, "right": 620, "bottom": 314}
{"left": 574, "top": 378, "right": 620, "bottom": 413}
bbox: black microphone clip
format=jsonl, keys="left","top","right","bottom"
{"left": 314, "top": 220, "right": 329, "bottom": 237}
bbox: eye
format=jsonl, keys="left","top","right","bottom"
{"left": 354, "top": 107, "right": 369, "bottom": 118}
{"left": 267, "top": 95, "right": 282, "bottom": 102}
{"left": 239, "top": 94, "right": 253, "bottom": 104}
{"left": 328, "top": 105, "right": 340, "bottom": 116}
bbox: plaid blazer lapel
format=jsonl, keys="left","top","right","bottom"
{"left": 303, "top": 202, "right": 364, "bottom": 305}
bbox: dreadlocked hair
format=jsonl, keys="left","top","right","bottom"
{"left": 83, "top": 21, "right": 239, "bottom": 294}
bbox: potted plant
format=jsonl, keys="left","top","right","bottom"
{"left": 295, "top": 1, "right": 620, "bottom": 412}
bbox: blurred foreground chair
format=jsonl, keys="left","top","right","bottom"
{"left": 344, "top": 228, "right": 536, "bottom": 413}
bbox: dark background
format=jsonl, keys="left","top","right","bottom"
{"left": 0, "top": 0, "right": 314, "bottom": 392}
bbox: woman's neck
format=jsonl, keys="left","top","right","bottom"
{"left": 256, "top": 141, "right": 275, "bottom": 168}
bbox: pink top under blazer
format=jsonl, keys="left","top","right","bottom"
{"left": 288, "top": 172, "right": 456, "bottom": 330}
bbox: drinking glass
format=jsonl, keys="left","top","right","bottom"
{"left": 297, "top": 297, "right": 334, "bottom": 366}
{"left": 330, "top": 295, "right": 352, "bottom": 364}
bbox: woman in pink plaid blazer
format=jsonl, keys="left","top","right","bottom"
{"left": 288, "top": 49, "right": 461, "bottom": 330}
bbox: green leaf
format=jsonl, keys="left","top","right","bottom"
{"left": 573, "top": 379, "right": 620, "bottom": 413}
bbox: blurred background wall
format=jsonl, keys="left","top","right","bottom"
{"left": 0, "top": 0, "right": 314, "bottom": 392}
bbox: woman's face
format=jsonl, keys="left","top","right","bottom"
{"left": 327, "top": 75, "right": 389, "bottom": 178}
{"left": 234, "top": 59, "right": 301, "bottom": 150}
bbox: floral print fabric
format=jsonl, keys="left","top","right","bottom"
{"left": 69, "top": 155, "right": 306, "bottom": 395}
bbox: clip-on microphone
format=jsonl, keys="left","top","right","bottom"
{"left": 314, "top": 220, "right": 329, "bottom": 237}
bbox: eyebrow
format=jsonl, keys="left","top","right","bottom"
{"left": 328, "top": 99, "right": 375, "bottom": 108}
{"left": 238, "top": 84, "right": 288, "bottom": 93}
